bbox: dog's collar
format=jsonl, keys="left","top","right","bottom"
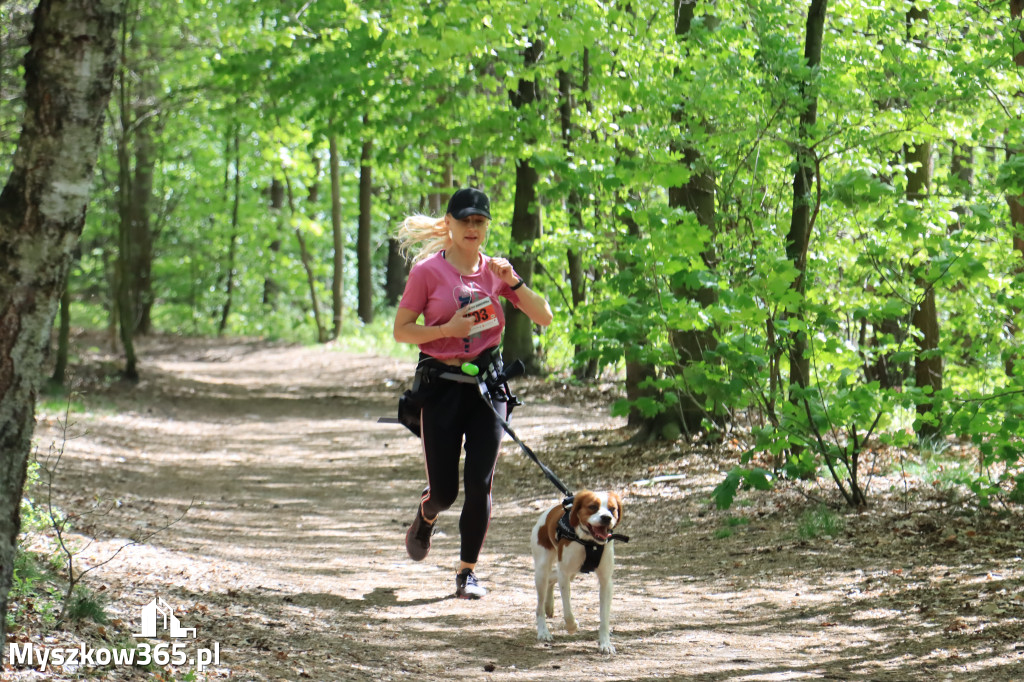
{"left": 555, "top": 510, "right": 629, "bottom": 574}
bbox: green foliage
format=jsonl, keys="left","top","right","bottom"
{"left": 945, "top": 377, "right": 1024, "bottom": 505}
{"left": 19, "top": 458, "right": 45, "bottom": 533}
{"left": 711, "top": 467, "right": 774, "bottom": 510}
{"left": 14, "top": 0, "right": 1019, "bottom": 511}
{"left": 997, "top": 155, "right": 1024, "bottom": 196}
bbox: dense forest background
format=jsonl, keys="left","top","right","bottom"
{"left": 3, "top": 0, "right": 1024, "bottom": 511}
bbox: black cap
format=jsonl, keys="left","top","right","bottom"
{"left": 446, "top": 188, "right": 491, "bottom": 220}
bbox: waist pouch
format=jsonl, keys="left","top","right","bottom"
{"left": 396, "top": 347, "right": 509, "bottom": 437}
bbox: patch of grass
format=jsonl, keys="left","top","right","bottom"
{"left": 36, "top": 385, "right": 117, "bottom": 420}
{"left": 10, "top": 550, "right": 46, "bottom": 611}
{"left": 8, "top": 545, "right": 110, "bottom": 630}
{"left": 66, "top": 586, "right": 108, "bottom": 624}
{"left": 7, "top": 550, "right": 62, "bottom": 630}
{"left": 714, "top": 515, "right": 750, "bottom": 539}
{"left": 797, "top": 505, "right": 845, "bottom": 540}
{"left": 901, "top": 457, "right": 972, "bottom": 492}
{"left": 917, "top": 433, "right": 953, "bottom": 459}
{"left": 37, "top": 393, "right": 87, "bottom": 416}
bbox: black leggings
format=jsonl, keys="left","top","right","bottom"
{"left": 419, "top": 378, "right": 506, "bottom": 565}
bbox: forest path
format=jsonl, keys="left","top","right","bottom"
{"left": 26, "top": 335, "right": 1024, "bottom": 681}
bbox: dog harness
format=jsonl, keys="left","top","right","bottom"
{"left": 555, "top": 509, "right": 630, "bottom": 574}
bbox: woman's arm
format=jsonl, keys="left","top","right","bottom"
{"left": 509, "top": 281, "right": 553, "bottom": 327}
{"left": 393, "top": 306, "right": 474, "bottom": 344}
{"left": 488, "top": 257, "right": 553, "bottom": 327}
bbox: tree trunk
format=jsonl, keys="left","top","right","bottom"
{"left": 50, "top": 284, "right": 71, "bottom": 387}
{"left": 115, "top": 80, "right": 139, "bottom": 380}
{"left": 113, "top": 14, "right": 159, "bottom": 378}
{"left": 505, "top": 37, "right": 544, "bottom": 374}
{"left": 1007, "top": 0, "right": 1024, "bottom": 375}
{"left": 667, "top": 0, "right": 721, "bottom": 438}
{"left": 329, "top": 130, "right": 344, "bottom": 338}
{"left": 951, "top": 141, "right": 974, "bottom": 215}
{"left": 219, "top": 127, "right": 241, "bottom": 336}
{"left": 283, "top": 172, "right": 327, "bottom": 343}
{"left": 385, "top": 237, "right": 407, "bottom": 307}
{"left": 129, "top": 95, "right": 157, "bottom": 335}
{"left": 506, "top": 161, "right": 542, "bottom": 373}
{"left": 263, "top": 177, "right": 284, "bottom": 306}
{"left": 905, "top": 5, "right": 943, "bottom": 439}
{"left": 864, "top": 317, "right": 907, "bottom": 388}
{"left": 907, "top": 139, "right": 941, "bottom": 437}
{"left": 429, "top": 155, "right": 452, "bottom": 215}
{"left": 617, "top": 196, "right": 660, "bottom": 435}
{"left": 558, "top": 59, "right": 597, "bottom": 381}
{"left": 0, "top": 0, "right": 120, "bottom": 649}
{"left": 357, "top": 135, "right": 374, "bottom": 324}
{"left": 785, "top": 0, "right": 828, "bottom": 397}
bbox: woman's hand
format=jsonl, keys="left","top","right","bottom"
{"left": 488, "top": 257, "right": 520, "bottom": 287}
{"left": 444, "top": 309, "right": 475, "bottom": 338}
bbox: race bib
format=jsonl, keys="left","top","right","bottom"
{"left": 464, "top": 297, "right": 500, "bottom": 335}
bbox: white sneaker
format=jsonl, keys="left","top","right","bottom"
{"left": 455, "top": 569, "right": 486, "bottom": 599}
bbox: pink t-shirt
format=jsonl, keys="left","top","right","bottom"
{"left": 399, "top": 251, "right": 521, "bottom": 360}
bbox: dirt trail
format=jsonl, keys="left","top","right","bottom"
{"left": 16, "top": 335, "right": 1024, "bottom": 681}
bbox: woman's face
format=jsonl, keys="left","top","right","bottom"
{"left": 447, "top": 214, "right": 490, "bottom": 251}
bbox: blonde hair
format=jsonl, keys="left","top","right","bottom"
{"left": 396, "top": 214, "right": 451, "bottom": 264}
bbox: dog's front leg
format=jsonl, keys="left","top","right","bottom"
{"left": 596, "top": 548, "right": 616, "bottom": 654}
{"left": 557, "top": 566, "right": 578, "bottom": 635}
{"left": 533, "top": 543, "right": 556, "bottom": 642}
{"left": 535, "top": 567, "right": 554, "bottom": 642}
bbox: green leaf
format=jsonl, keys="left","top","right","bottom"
{"left": 711, "top": 470, "right": 742, "bottom": 510}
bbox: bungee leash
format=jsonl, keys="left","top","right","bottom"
{"left": 443, "top": 365, "right": 629, "bottom": 547}
{"left": 379, "top": 356, "right": 573, "bottom": 501}
{"left": 380, "top": 358, "right": 630, "bottom": 554}
{"left": 445, "top": 362, "right": 574, "bottom": 501}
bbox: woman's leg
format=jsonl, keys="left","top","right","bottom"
{"left": 458, "top": 389, "right": 507, "bottom": 565}
{"left": 418, "top": 382, "right": 466, "bottom": 520}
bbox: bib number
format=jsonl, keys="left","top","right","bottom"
{"left": 464, "top": 297, "right": 500, "bottom": 335}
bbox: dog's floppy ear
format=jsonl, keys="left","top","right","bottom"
{"left": 609, "top": 491, "right": 623, "bottom": 523}
{"left": 568, "top": 490, "right": 590, "bottom": 527}
{"left": 568, "top": 491, "right": 582, "bottom": 527}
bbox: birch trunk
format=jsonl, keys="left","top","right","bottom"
{"left": 0, "top": 0, "right": 121, "bottom": 650}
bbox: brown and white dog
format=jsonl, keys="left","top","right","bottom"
{"left": 531, "top": 490, "right": 625, "bottom": 654}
